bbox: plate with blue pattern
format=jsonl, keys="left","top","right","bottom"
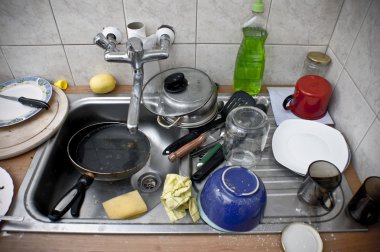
{"left": 0, "top": 77, "right": 52, "bottom": 127}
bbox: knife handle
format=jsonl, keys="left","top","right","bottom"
{"left": 168, "top": 133, "right": 208, "bottom": 162}
{"left": 191, "top": 148, "right": 225, "bottom": 182}
{"left": 19, "top": 96, "right": 50, "bottom": 109}
{"left": 197, "top": 143, "right": 222, "bottom": 167}
{"left": 162, "top": 131, "right": 200, "bottom": 155}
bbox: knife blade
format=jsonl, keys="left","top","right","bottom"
{"left": 0, "top": 94, "right": 50, "bottom": 109}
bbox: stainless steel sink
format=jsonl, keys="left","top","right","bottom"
{"left": 2, "top": 93, "right": 366, "bottom": 234}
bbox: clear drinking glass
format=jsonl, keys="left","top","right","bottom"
{"left": 223, "top": 106, "right": 270, "bottom": 169}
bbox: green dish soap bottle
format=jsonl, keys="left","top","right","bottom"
{"left": 233, "top": 0, "right": 267, "bottom": 95}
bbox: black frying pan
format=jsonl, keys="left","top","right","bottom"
{"left": 48, "top": 122, "right": 150, "bottom": 221}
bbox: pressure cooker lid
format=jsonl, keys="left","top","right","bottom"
{"left": 142, "top": 68, "right": 216, "bottom": 117}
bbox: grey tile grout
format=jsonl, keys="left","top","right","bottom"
{"left": 352, "top": 115, "right": 377, "bottom": 154}
{"left": 0, "top": 46, "right": 15, "bottom": 79}
{"left": 325, "top": 0, "right": 345, "bottom": 54}
{"left": 48, "top": 0, "right": 75, "bottom": 86}
{"left": 340, "top": 0, "right": 373, "bottom": 67}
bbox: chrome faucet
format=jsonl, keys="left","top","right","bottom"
{"left": 94, "top": 25, "right": 175, "bottom": 133}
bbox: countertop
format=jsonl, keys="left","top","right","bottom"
{"left": 1, "top": 85, "right": 379, "bottom": 252}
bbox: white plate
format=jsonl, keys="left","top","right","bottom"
{"left": 281, "top": 222, "right": 323, "bottom": 252}
{"left": 0, "top": 166, "right": 14, "bottom": 219}
{"left": 0, "top": 76, "right": 52, "bottom": 127}
{"left": 272, "top": 119, "right": 349, "bottom": 176}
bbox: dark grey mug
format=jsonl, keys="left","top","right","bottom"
{"left": 346, "top": 176, "right": 380, "bottom": 225}
{"left": 297, "top": 160, "right": 342, "bottom": 211}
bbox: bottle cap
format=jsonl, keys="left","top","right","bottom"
{"left": 307, "top": 52, "right": 331, "bottom": 65}
{"left": 252, "top": 0, "right": 265, "bottom": 13}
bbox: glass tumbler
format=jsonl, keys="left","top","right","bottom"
{"left": 223, "top": 106, "right": 270, "bottom": 169}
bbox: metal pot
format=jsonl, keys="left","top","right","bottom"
{"left": 142, "top": 68, "right": 218, "bottom": 128}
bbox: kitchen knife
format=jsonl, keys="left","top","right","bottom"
{"left": 0, "top": 94, "right": 50, "bottom": 109}
{"left": 168, "top": 133, "right": 208, "bottom": 162}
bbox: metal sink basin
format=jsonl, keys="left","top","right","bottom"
{"left": 2, "top": 93, "right": 365, "bottom": 234}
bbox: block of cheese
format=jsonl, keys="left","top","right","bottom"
{"left": 102, "top": 190, "right": 148, "bottom": 219}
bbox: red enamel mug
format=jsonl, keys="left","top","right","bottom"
{"left": 282, "top": 75, "right": 332, "bottom": 120}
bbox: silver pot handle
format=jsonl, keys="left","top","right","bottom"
{"left": 157, "top": 116, "right": 182, "bottom": 128}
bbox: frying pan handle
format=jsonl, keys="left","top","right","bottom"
{"left": 48, "top": 174, "right": 94, "bottom": 221}
{"left": 168, "top": 133, "right": 208, "bottom": 162}
{"left": 70, "top": 189, "right": 86, "bottom": 217}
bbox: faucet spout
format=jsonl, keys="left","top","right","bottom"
{"left": 127, "top": 68, "right": 143, "bottom": 133}
{"left": 94, "top": 25, "right": 175, "bottom": 132}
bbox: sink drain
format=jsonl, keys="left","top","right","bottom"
{"left": 137, "top": 173, "right": 162, "bottom": 193}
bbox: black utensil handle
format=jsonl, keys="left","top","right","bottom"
{"left": 48, "top": 174, "right": 94, "bottom": 221}
{"left": 162, "top": 131, "right": 200, "bottom": 155}
{"left": 70, "top": 189, "right": 86, "bottom": 217}
{"left": 18, "top": 96, "right": 50, "bottom": 109}
{"left": 191, "top": 149, "right": 225, "bottom": 182}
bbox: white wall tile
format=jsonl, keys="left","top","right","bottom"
{"left": 329, "top": 0, "right": 371, "bottom": 64}
{"left": 196, "top": 44, "right": 239, "bottom": 85}
{"left": 353, "top": 118, "right": 380, "bottom": 181}
{"left": 0, "top": 0, "right": 61, "bottom": 45}
{"left": 50, "top": 0, "right": 127, "bottom": 44}
{"left": 325, "top": 48, "right": 343, "bottom": 88}
{"left": 345, "top": 0, "right": 380, "bottom": 115}
{"left": 159, "top": 44, "right": 196, "bottom": 70}
{"left": 267, "top": 0, "right": 343, "bottom": 45}
{"left": 263, "top": 45, "right": 326, "bottom": 85}
{"left": 329, "top": 70, "right": 376, "bottom": 151}
{"left": 2, "top": 46, "right": 73, "bottom": 84}
{"left": 124, "top": 0, "right": 196, "bottom": 43}
{"left": 64, "top": 45, "right": 132, "bottom": 86}
{"left": 0, "top": 49, "right": 13, "bottom": 83}
{"left": 197, "top": 0, "right": 271, "bottom": 43}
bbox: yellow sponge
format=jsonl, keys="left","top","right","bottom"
{"left": 102, "top": 190, "right": 148, "bottom": 219}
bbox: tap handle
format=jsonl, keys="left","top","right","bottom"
{"left": 94, "top": 33, "right": 109, "bottom": 49}
{"left": 127, "top": 37, "right": 143, "bottom": 53}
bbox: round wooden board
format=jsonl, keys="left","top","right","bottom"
{"left": 0, "top": 86, "right": 69, "bottom": 160}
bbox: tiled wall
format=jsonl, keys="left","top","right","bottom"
{"left": 0, "top": 0, "right": 378, "bottom": 180}
{"left": 0, "top": 0, "right": 343, "bottom": 86}
{"left": 327, "top": 0, "right": 380, "bottom": 181}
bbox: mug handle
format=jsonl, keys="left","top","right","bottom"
{"left": 320, "top": 192, "right": 335, "bottom": 211}
{"left": 282, "top": 95, "right": 294, "bottom": 110}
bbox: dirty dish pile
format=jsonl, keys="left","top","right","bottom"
{"left": 198, "top": 165, "right": 266, "bottom": 232}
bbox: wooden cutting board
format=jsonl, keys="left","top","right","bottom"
{"left": 0, "top": 86, "right": 69, "bottom": 160}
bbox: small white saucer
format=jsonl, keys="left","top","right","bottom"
{"left": 281, "top": 222, "right": 323, "bottom": 252}
{"left": 0, "top": 166, "right": 14, "bottom": 220}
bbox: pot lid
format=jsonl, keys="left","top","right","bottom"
{"left": 142, "top": 68, "right": 216, "bottom": 117}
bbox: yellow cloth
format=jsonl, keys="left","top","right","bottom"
{"left": 160, "top": 174, "right": 200, "bottom": 223}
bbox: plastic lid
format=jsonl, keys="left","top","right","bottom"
{"left": 142, "top": 68, "right": 215, "bottom": 117}
{"left": 252, "top": 0, "right": 265, "bottom": 13}
{"left": 281, "top": 223, "right": 323, "bottom": 252}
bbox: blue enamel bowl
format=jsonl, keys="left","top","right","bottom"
{"left": 199, "top": 165, "right": 267, "bottom": 232}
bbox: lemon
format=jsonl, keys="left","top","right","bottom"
{"left": 89, "top": 74, "right": 116, "bottom": 94}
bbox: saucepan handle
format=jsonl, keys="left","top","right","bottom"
{"left": 48, "top": 174, "right": 94, "bottom": 221}
{"left": 282, "top": 95, "right": 294, "bottom": 110}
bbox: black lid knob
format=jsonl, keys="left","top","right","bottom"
{"left": 164, "top": 72, "right": 188, "bottom": 93}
